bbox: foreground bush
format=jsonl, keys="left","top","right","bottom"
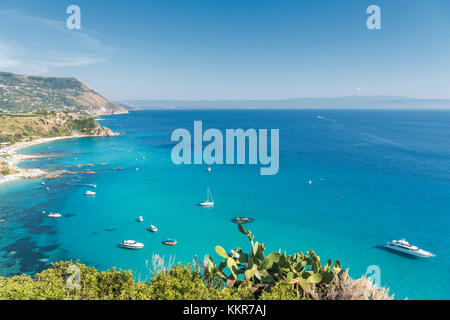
{"left": 0, "top": 226, "right": 393, "bottom": 300}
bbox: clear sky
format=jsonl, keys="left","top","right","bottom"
{"left": 0, "top": 0, "right": 449, "bottom": 100}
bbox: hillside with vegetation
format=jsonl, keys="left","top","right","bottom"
{"left": 0, "top": 226, "right": 393, "bottom": 300}
{"left": 0, "top": 72, "right": 127, "bottom": 115}
{"left": 0, "top": 112, "right": 117, "bottom": 144}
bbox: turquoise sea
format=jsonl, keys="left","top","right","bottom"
{"left": 1, "top": 110, "right": 450, "bottom": 299}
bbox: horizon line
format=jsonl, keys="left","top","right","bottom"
{"left": 121, "top": 95, "right": 450, "bottom": 102}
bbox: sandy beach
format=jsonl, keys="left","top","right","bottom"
{"left": 0, "top": 135, "right": 92, "bottom": 185}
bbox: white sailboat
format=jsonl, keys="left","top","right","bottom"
{"left": 199, "top": 187, "right": 214, "bottom": 207}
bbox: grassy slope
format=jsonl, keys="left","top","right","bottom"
{"left": 0, "top": 71, "right": 127, "bottom": 115}
{"left": 0, "top": 114, "right": 110, "bottom": 143}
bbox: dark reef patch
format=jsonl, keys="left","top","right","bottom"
{"left": 0, "top": 237, "right": 60, "bottom": 276}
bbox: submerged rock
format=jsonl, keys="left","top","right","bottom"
{"left": 44, "top": 170, "right": 77, "bottom": 179}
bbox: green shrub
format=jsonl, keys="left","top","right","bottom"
{"left": 0, "top": 228, "right": 393, "bottom": 300}
{"left": 260, "top": 281, "right": 300, "bottom": 300}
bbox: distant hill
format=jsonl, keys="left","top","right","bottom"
{"left": 0, "top": 72, "right": 128, "bottom": 115}
{"left": 114, "top": 101, "right": 143, "bottom": 111}
{"left": 124, "top": 96, "right": 450, "bottom": 110}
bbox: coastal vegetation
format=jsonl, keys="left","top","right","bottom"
{"left": 0, "top": 226, "right": 393, "bottom": 300}
{"left": 0, "top": 113, "right": 116, "bottom": 144}
{"left": 0, "top": 161, "right": 18, "bottom": 175}
{"left": 0, "top": 71, "right": 127, "bottom": 115}
{"left": 0, "top": 112, "right": 119, "bottom": 182}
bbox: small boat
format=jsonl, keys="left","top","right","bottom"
{"left": 385, "top": 239, "right": 435, "bottom": 258}
{"left": 207, "top": 167, "right": 211, "bottom": 172}
{"left": 149, "top": 224, "right": 158, "bottom": 232}
{"left": 232, "top": 217, "right": 254, "bottom": 224}
{"left": 46, "top": 187, "right": 50, "bottom": 190}
{"left": 85, "top": 190, "right": 96, "bottom": 195}
{"left": 41, "top": 181, "right": 45, "bottom": 185}
{"left": 199, "top": 187, "right": 214, "bottom": 207}
{"left": 163, "top": 239, "right": 177, "bottom": 246}
{"left": 120, "top": 240, "right": 144, "bottom": 249}
{"left": 138, "top": 216, "right": 144, "bottom": 222}
{"left": 48, "top": 212, "right": 61, "bottom": 218}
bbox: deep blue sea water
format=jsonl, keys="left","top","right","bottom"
{"left": 1, "top": 109, "right": 450, "bottom": 299}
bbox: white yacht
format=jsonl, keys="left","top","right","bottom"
{"left": 120, "top": 240, "right": 144, "bottom": 249}
{"left": 48, "top": 212, "right": 61, "bottom": 218}
{"left": 199, "top": 187, "right": 214, "bottom": 207}
{"left": 385, "top": 239, "right": 435, "bottom": 258}
{"left": 138, "top": 216, "right": 144, "bottom": 222}
{"left": 85, "top": 190, "right": 96, "bottom": 195}
{"left": 149, "top": 224, "right": 158, "bottom": 232}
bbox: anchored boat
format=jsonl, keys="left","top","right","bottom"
{"left": 48, "top": 212, "right": 61, "bottom": 218}
{"left": 385, "top": 239, "right": 435, "bottom": 258}
{"left": 163, "top": 239, "right": 177, "bottom": 246}
{"left": 199, "top": 187, "right": 214, "bottom": 207}
{"left": 120, "top": 240, "right": 144, "bottom": 249}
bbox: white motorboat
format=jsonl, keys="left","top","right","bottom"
{"left": 120, "top": 240, "right": 144, "bottom": 249}
{"left": 138, "top": 216, "right": 144, "bottom": 222}
{"left": 48, "top": 212, "right": 61, "bottom": 218}
{"left": 199, "top": 187, "right": 214, "bottom": 207}
{"left": 85, "top": 190, "right": 96, "bottom": 195}
{"left": 207, "top": 167, "right": 211, "bottom": 172}
{"left": 149, "top": 224, "right": 158, "bottom": 232}
{"left": 385, "top": 239, "right": 435, "bottom": 258}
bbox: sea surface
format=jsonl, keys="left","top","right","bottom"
{"left": 1, "top": 109, "right": 449, "bottom": 299}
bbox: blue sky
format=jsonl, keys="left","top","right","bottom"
{"left": 0, "top": 0, "right": 449, "bottom": 100}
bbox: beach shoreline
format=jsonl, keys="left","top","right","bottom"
{"left": 0, "top": 135, "right": 102, "bottom": 185}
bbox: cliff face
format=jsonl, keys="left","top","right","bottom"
{"left": 91, "top": 123, "right": 120, "bottom": 137}
{"left": 0, "top": 72, "right": 128, "bottom": 116}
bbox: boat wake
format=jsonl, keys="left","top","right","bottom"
{"left": 317, "top": 115, "right": 337, "bottom": 122}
